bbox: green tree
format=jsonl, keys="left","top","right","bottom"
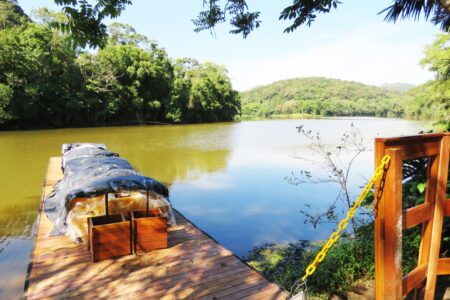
{"left": 0, "top": 0, "right": 28, "bottom": 29}
{"left": 194, "top": 0, "right": 450, "bottom": 37}
{"left": 167, "top": 60, "right": 240, "bottom": 123}
{"left": 47, "top": 0, "right": 450, "bottom": 47}
{"left": 107, "top": 22, "right": 151, "bottom": 49}
{"left": 0, "top": 4, "right": 241, "bottom": 128}
{"left": 0, "top": 83, "right": 12, "bottom": 122}
{"left": 421, "top": 33, "right": 450, "bottom": 81}
{"left": 49, "top": 0, "right": 132, "bottom": 48}
{"left": 403, "top": 33, "right": 450, "bottom": 121}
{"left": 78, "top": 27, "right": 174, "bottom": 123}
{"left": 0, "top": 23, "right": 84, "bottom": 127}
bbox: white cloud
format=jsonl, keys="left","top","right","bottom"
{"left": 227, "top": 22, "right": 436, "bottom": 91}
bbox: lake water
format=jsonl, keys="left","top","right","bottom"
{"left": 0, "top": 118, "right": 428, "bottom": 299}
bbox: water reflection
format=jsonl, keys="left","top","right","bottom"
{"left": 0, "top": 123, "right": 235, "bottom": 299}
{"left": 0, "top": 118, "right": 428, "bottom": 299}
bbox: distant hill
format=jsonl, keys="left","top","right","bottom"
{"left": 381, "top": 83, "right": 415, "bottom": 93}
{"left": 240, "top": 77, "right": 403, "bottom": 118}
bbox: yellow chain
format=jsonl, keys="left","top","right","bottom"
{"left": 300, "top": 154, "right": 391, "bottom": 282}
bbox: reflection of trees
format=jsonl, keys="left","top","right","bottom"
{"left": 0, "top": 123, "right": 235, "bottom": 245}
{"left": 0, "top": 138, "right": 48, "bottom": 251}
{"left": 0, "top": 200, "right": 38, "bottom": 253}
{"left": 113, "top": 124, "right": 235, "bottom": 186}
{"left": 139, "top": 149, "right": 230, "bottom": 186}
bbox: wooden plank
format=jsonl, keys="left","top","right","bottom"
{"left": 437, "top": 258, "right": 450, "bottom": 275}
{"left": 220, "top": 282, "right": 282, "bottom": 300}
{"left": 444, "top": 199, "right": 450, "bottom": 216}
{"left": 25, "top": 157, "right": 288, "bottom": 300}
{"left": 30, "top": 250, "right": 243, "bottom": 296}
{"left": 424, "top": 136, "right": 450, "bottom": 300}
{"left": 402, "top": 202, "right": 433, "bottom": 230}
{"left": 383, "top": 148, "right": 403, "bottom": 299}
{"left": 402, "top": 264, "right": 427, "bottom": 297}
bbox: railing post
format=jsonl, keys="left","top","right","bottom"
{"left": 424, "top": 136, "right": 450, "bottom": 299}
{"left": 375, "top": 147, "right": 403, "bottom": 299}
{"left": 374, "top": 140, "right": 386, "bottom": 299}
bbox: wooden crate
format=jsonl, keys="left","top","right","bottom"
{"left": 131, "top": 210, "right": 167, "bottom": 252}
{"left": 88, "top": 213, "right": 132, "bottom": 262}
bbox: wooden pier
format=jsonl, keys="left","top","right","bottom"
{"left": 25, "top": 157, "right": 287, "bottom": 299}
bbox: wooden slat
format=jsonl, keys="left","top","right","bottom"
{"left": 437, "top": 258, "right": 450, "bottom": 275}
{"left": 402, "top": 264, "right": 427, "bottom": 297}
{"left": 424, "top": 136, "right": 450, "bottom": 300}
{"left": 444, "top": 199, "right": 450, "bottom": 216}
{"left": 402, "top": 203, "right": 433, "bottom": 230}
{"left": 25, "top": 157, "right": 287, "bottom": 300}
{"left": 413, "top": 154, "right": 439, "bottom": 299}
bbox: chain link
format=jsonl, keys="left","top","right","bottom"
{"left": 300, "top": 154, "right": 391, "bottom": 282}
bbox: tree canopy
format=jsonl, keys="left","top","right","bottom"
{"left": 0, "top": 3, "right": 240, "bottom": 129}
{"left": 195, "top": 0, "right": 450, "bottom": 37}
{"left": 402, "top": 32, "right": 450, "bottom": 121}
{"left": 45, "top": 0, "right": 450, "bottom": 47}
{"left": 0, "top": 0, "right": 28, "bottom": 29}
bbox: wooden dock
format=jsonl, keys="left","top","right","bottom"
{"left": 25, "top": 157, "right": 288, "bottom": 299}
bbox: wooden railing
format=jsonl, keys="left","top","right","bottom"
{"left": 374, "top": 133, "right": 450, "bottom": 299}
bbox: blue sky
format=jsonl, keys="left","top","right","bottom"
{"left": 21, "top": 0, "right": 442, "bottom": 91}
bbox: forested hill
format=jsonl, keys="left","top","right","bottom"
{"left": 240, "top": 77, "right": 403, "bottom": 118}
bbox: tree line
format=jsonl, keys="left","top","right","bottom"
{"left": 0, "top": 2, "right": 241, "bottom": 129}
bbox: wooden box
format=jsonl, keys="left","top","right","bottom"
{"left": 131, "top": 210, "right": 167, "bottom": 253}
{"left": 88, "top": 213, "right": 132, "bottom": 262}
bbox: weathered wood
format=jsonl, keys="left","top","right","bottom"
{"left": 383, "top": 148, "right": 403, "bottom": 299}
{"left": 25, "top": 157, "right": 287, "bottom": 299}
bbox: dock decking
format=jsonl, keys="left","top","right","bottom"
{"left": 25, "top": 157, "right": 288, "bottom": 299}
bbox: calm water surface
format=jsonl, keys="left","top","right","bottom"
{"left": 0, "top": 118, "right": 428, "bottom": 299}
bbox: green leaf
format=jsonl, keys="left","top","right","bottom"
{"left": 416, "top": 182, "right": 426, "bottom": 194}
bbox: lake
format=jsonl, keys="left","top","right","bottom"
{"left": 0, "top": 118, "right": 428, "bottom": 299}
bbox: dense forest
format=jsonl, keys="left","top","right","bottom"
{"left": 240, "top": 77, "right": 404, "bottom": 118}
{"left": 0, "top": 1, "right": 241, "bottom": 129}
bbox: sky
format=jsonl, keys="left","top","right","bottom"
{"left": 20, "top": 0, "right": 443, "bottom": 91}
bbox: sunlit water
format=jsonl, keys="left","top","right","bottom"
{"left": 0, "top": 118, "right": 428, "bottom": 299}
